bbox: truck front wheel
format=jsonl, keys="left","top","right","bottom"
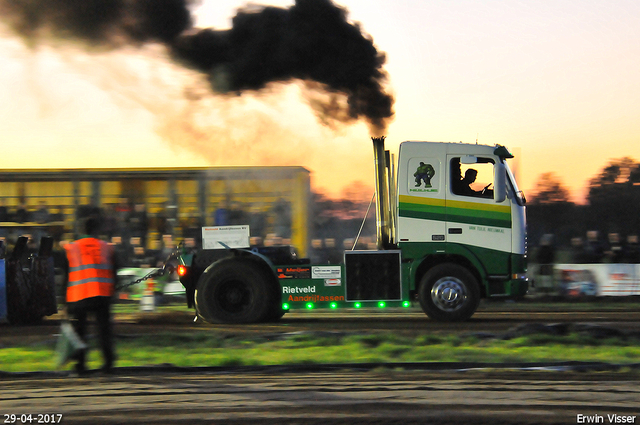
{"left": 195, "top": 258, "right": 273, "bottom": 324}
{"left": 418, "top": 263, "right": 480, "bottom": 322}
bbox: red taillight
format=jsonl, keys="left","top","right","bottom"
{"left": 177, "top": 265, "right": 187, "bottom": 277}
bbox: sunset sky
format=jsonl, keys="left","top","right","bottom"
{"left": 1, "top": 0, "right": 639, "bottom": 203}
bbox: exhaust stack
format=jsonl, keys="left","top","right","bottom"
{"left": 387, "top": 150, "right": 397, "bottom": 246}
{"left": 372, "top": 136, "right": 391, "bottom": 250}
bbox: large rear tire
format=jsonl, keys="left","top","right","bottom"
{"left": 418, "top": 263, "right": 480, "bottom": 322}
{"left": 194, "top": 258, "right": 274, "bottom": 324}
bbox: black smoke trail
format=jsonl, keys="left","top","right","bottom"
{"left": 0, "top": 0, "right": 394, "bottom": 133}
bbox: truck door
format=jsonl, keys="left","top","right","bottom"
{"left": 445, "top": 155, "right": 512, "bottom": 275}
{"left": 397, "top": 155, "right": 446, "bottom": 244}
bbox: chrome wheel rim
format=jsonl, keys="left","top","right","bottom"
{"left": 431, "top": 276, "right": 468, "bottom": 312}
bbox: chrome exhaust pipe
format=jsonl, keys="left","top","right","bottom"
{"left": 372, "top": 136, "right": 391, "bottom": 249}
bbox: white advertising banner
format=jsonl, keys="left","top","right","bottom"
{"left": 555, "top": 264, "right": 640, "bottom": 297}
{"left": 311, "top": 266, "right": 341, "bottom": 280}
{"left": 202, "top": 226, "right": 250, "bottom": 250}
{"left": 599, "top": 263, "right": 640, "bottom": 296}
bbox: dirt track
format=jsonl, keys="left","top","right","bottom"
{"left": 2, "top": 369, "right": 639, "bottom": 424}
{"left": 2, "top": 302, "right": 640, "bottom": 424}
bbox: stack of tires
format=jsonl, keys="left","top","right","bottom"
{"left": 5, "top": 236, "right": 58, "bottom": 324}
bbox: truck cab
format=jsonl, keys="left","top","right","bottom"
{"left": 396, "top": 142, "right": 527, "bottom": 320}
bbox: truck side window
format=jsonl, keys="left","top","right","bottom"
{"left": 451, "top": 158, "right": 495, "bottom": 199}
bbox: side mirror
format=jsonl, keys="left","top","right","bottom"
{"left": 494, "top": 163, "right": 507, "bottom": 203}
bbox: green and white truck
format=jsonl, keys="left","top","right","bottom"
{"left": 176, "top": 137, "right": 528, "bottom": 323}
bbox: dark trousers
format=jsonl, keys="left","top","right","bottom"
{"left": 68, "top": 297, "right": 115, "bottom": 371}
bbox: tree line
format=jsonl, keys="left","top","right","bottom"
{"left": 528, "top": 157, "right": 640, "bottom": 252}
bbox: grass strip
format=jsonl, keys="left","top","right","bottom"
{"left": 1, "top": 331, "right": 638, "bottom": 373}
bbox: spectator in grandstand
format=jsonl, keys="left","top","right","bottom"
{"left": 228, "top": 201, "right": 248, "bottom": 226}
{"left": 214, "top": 198, "right": 230, "bottom": 226}
{"left": 181, "top": 237, "right": 198, "bottom": 256}
{"left": 31, "top": 201, "right": 51, "bottom": 244}
{"left": 32, "top": 201, "right": 50, "bottom": 224}
{"left": 115, "top": 198, "right": 131, "bottom": 240}
{"left": 128, "top": 236, "right": 144, "bottom": 267}
{"left": 309, "top": 238, "right": 324, "bottom": 263}
{"left": 184, "top": 237, "right": 197, "bottom": 249}
{"left": 155, "top": 202, "right": 173, "bottom": 236}
{"left": 14, "top": 203, "right": 29, "bottom": 223}
{"left": 324, "top": 238, "right": 342, "bottom": 264}
{"left": 248, "top": 204, "right": 267, "bottom": 239}
{"left": 264, "top": 233, "right": 283, "bottom": 247}
{"left": 0, "top": 199, "right": 9, "bottom": 222}
{"left": 570, "top": 237, "right": 586, "bottom": 263}
{"left": 159, "top": 234, "right": 177, "bottom": 265}
{"left": 181, "top": 214, "right": 203, "bottom": 244}
{"left": 131, "top": 245, "right": 148, "bottom": 268}
{"left": 605, "top": 232, "right": 625, "bottom": 263}
{"left": 535, "top": 234, "right": 556, "bottom": 293}
{"left": 109, "top": 236, "right": 129, "bottom": 269}
{"left": 0, "top": 200, "right": 8, "bottom": 239}
{"left": 272, "top": 198, "right": 292, "bottom": 239}
{"left": 624, "top": 235, "right": 640, "bottom": 263}
{"left": 146, "top": 238, "right": 162, "bottom": 267}
{"left": 50, "top": 206, "right": 65, "bottom": 223}
{"left": 584, "top": 230, "right": 605, "bottom": 263}
{"left": 101, "top": 204, "right": 118, "bottom": 239}
{"left": 129, "top": 203, "right": 149, "bottom": 248}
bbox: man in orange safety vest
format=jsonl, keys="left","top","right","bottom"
{"left": 63, "top": 214, "right": 119, "bottom": 375}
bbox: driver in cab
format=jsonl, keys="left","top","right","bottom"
{"left": 457, "top": 169, "right": 493, "bottom": 198}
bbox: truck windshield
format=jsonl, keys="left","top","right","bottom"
{"left": 505, "top": 162, "right": 526, "bottom": 206}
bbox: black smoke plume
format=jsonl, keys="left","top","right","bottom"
{"left": 0, "top": 0, "right": 192, "bottom": 45}
{"left": 0, "top": 0, "right": 394, "bottom": 133}
{"left": 171, "top": 0, "right": 394, "bottom": 133}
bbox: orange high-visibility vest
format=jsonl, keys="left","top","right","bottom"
{"left": 64, "top": 238, "right": 115, "bottom": 303}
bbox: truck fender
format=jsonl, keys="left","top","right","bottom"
{"left": 206, "top": 245, "right": 276, "bottom": 269}
{"left": 203, "top": 248, "right": 277, "bottom": 280}
{"left": 411, "top": 245, "right": 487, "bottom": 296}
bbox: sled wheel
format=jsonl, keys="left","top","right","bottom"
{"left": 195, "top": 258, "right": 273, "bottom": 324}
